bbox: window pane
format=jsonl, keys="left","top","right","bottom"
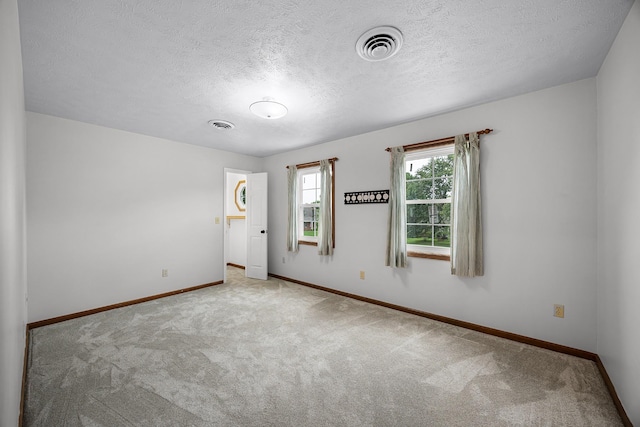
{"left": 303, "top": 222, "right": 317, "bottom": 237}
{"left": 406, "top": 158, "right": 432, "bottom": 179}
{"left": 303, "top": 206, "right": 315, "bottom": 221}
{"left": 302, "top": 173, "right": 317, "bottom": 190}
{"left": 433, "top": 226, "right": 450, "bottom": 247}
{"left": 404, "top": 149, "right": 453, "bottom": 252}
{"left": 442, "top": 203, "right": 452, "bottom": 224}
{"left": 302, "top": 189, "right": 318, "bottom": 204}
{"left": 407, "top": 204, "right": 431, "bottom": 224}
{"left": 407, "top": 224, "right": 432, "bottom": 246}
{"left": 432, "top": 155, "right": 454, "bottom": 177}
{"left": 432, "top": 203, "right": 451, "bottom": 224}
{"left": 295, "top": 165, "right": 334, "bottom": 245}
{"left": 433, "top": 177, "right": 452, "bottom": 199}
{"left": 406, "top": 179, "right": 432, "bottom": 200}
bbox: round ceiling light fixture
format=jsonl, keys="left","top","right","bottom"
{"left": 249, "top": 100, "right": 288, "bottom": 119}
{"left": 208, "top": 120, "right": 235, "bottom": 130}
{"left": 356, "top": 26, "right": 403, "bottom": 62}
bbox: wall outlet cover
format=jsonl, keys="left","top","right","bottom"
{"left": 554, "top": 304, "right": 564, "bottom": 318}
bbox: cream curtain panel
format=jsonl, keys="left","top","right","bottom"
{"left": 451, "top": 133, "right": 483, "bottom": 276}
{"left": 318, "top": 159, "right": 333, "bottom": 255}
{"left": 286, "top": 165, "right": 299, "bottom": 253}
{"left": 386, "top": 146, "right": 408, "bottom": 268}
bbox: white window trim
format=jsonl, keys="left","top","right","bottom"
{"left": 405, "top": 145, "right": 454, "bottom": 258}
{"left": 298, "top": 166, "right": 320, "bottom": 243}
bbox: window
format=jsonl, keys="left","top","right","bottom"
{"left": 299, "top": 167, "right": 321, "bottom": 241}
{"left": 405, "top": 145, "right": 454, "bottom": 258}
{"left": 296, "top": 162, "right": 335, "bottom": 246}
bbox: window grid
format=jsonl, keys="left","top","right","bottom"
{"left": 405, "top": 150, "right": 454, "bottom": 251}
{"left": 299, "top": 169, "right": 321, "bottom": 241}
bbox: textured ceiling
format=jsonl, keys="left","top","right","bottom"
{"left": 18, "top": 0, "right": 633, "bottom": 157}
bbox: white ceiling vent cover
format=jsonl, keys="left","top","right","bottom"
{"left": 208, "top": 120, "right": 235, "bottom": 130}
{"left": 356, "top": 26, "right": 403, "bottom": 62}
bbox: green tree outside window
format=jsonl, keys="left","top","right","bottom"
{"left": 406, "top": 154, "right": 454, "bottom": 247}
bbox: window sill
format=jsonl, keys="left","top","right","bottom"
{"left": 407, "top": 251, "right": 450, "bottom": 261}
{"left": 298, "top": 240, "right": 336, "bottom": 249}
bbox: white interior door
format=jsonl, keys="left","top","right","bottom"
{"left": 246, "top": 172, "right": 268, "bottom": 280}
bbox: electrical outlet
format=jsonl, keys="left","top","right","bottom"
{"left": 215, "top": 217, "right": 220, "bottom": 224}
{"left": 359, "top": 271, "right": 365, "bottom": 280}
{"left": 282, "top": 257, "right": 285, "bottom": 264}
{"left": 162, "top": 269, "right": 168, "bottom": 278}
{"left": 554, "top": 304, "right": 564, "bottom": 318}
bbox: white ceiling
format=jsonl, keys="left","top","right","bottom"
{"left": 18, "top": 0, "right": 633, "bottom": 157}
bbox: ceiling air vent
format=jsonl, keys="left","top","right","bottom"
{"left": 356, "top": 26, "right": 403, "bottom": 62}
{"left": 208, "top": 120, "right": 235, "bottom": 130}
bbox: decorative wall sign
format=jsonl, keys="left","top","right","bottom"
{"left": 344, "top": 190, "right": 389, "bottom": 204}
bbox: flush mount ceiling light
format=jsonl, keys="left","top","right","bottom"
{"left": 356, "top": 26, "right": 403, "bottom": 62}
{"left": 249, "top": 100, "right": 288, "bottom": 119}
{"left": 208, "top": 120, "right": 235, "bottom": 130}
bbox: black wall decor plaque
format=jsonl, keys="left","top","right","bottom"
{"left": 344, "top": 190, "right": 389, "bottom": 204}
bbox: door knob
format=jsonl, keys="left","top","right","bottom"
{"left": 261, "top": 230, "right": 267, "bottom": 234}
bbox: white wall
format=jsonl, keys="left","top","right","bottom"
{"left": 226, "top": 171, "right": 247, "bottom": 266}
{"left": 597, "top": 0, "right": 640, "bottom": 423}
{"left": 0, "top": 0, "right": 28, "bottom": 424}
{"left": 27, "top": 113, "right": 262, "bottom": 322}
{"left": 264, "top": 78, "right": 598, "bottom": 352}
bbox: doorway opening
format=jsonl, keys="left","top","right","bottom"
{"left": 223, "top": 168, "right": 250, "bottom": 283}
{"left": 223, "top": 169, "right": 269, "bottom": 282}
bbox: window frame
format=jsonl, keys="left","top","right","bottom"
{"left": 296, "top": 162, "right": 335, "bottom": 247}
{"left": 405, "top": 145, "right": 454, "bottom": 261}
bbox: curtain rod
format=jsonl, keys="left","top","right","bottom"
{"left": 385, "top": 129, "right": 493, "bottom": 153}
{"left": 286, "top": 157, "right": 339, "bottom": 169}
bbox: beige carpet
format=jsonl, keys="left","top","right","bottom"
{"left": 24, "top": 267, "right": 622, "bottom": 426}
